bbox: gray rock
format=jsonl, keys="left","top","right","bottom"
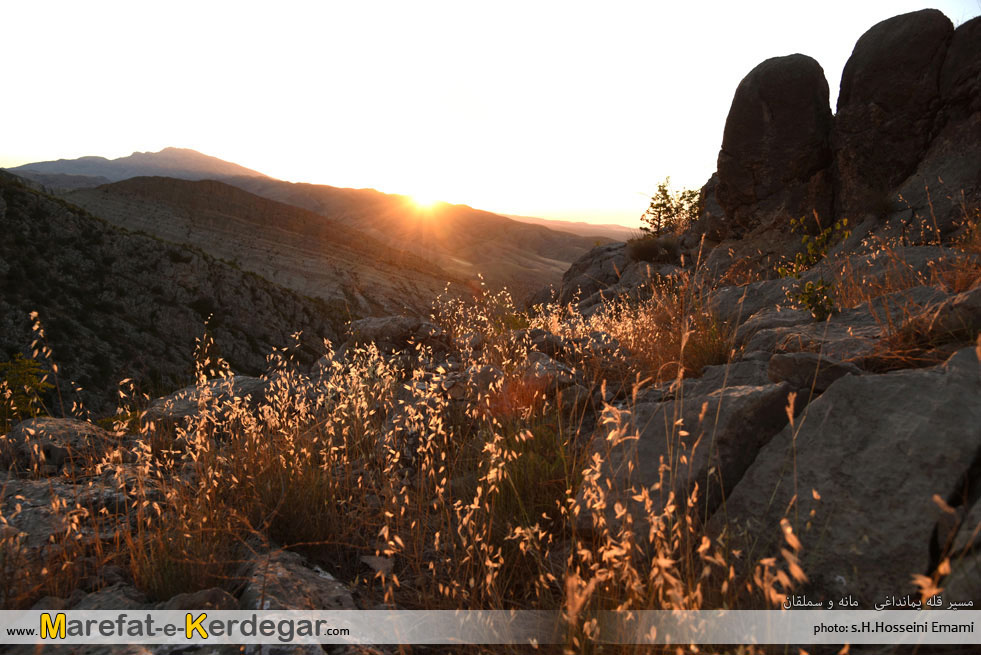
{"left": 1, "top": 417, "right": 121, "bottom": 474}
{"left": 683, "top": 360, "right": 770, "bottom": 397}
{"left": 73, "top": 583, "right": 150, "bottom": 610}
{"left": 688, "top": 173, "right": 727, "bottom": 243}
{"left": 744, "top": 285, "right": 950, "bottom": 361}
{"left": 886, "top": 113, "right": 981, "bottom": 240}
{"left": 710, "top": 346, "right": 981, "bottom": 605}
{"left": 581, "top": 382, "right": 796, "bottom": 531}
{"left": 734, "top": 307, "right": 812, "bottom": 347}
{"left": 708, "top": 278, "right": 792, "bottom": 325}
{"left": 716, "top": 54, "right": 833, "bottom": 234}
{"left": 767, "top": 352, "right": 862, "bottom": 392}
{"left": 240, "top": 550, "right": 356, "bottom": 611}
{"left": 557, "top": 242, "right": 627, "bottom": 305}
{"left": 920, "top": 284, "right": 981, "bottom": 340}
{"left": 158, "top": 586, "right": 239, "bottom": 610}
{"left": 952, "top": 498, "right": 981, "bottom": 555}
{"left": 144, "top": 376, "right": 270, "bottom": 426}
{"left": 346, "top": 315, "right": 447, "bottom": 352}
{"left": 466, "top": 364, "right": 505, "bottom": 395}
{"left": 942, "top": 553, "right": 981, "bottom": 605}
{"left": 524, "top": 352, "right": 577, "bottom": 389}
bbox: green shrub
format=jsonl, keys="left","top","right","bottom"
{"left": 778, "top": 214, "right": 851, "bottom": 320}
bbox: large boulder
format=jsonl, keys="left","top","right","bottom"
{"left": 939, "top": 15, "right": 981, "bottom": 120}
{"left": 716, "top": 54, "right": 833, "bottom": 234}
{"left": 710, "top": 346, "right": 981, "bottom": 605}
{"left": 833, "top": 9, "right": 954, "bottom": 219}
{"left": 579, "top": 382, "right": 796, "bottom": 532}
{"left": 556, "top": 243, "right": 627, "bottom": 305}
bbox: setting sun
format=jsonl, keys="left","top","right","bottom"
{"left": 410, "top": 193, "right": 441, "bottom": 210}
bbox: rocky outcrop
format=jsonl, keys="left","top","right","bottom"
{"left": 833, "top": 10, "right": 954, "bottom": 219}
{"left": 553, "top": 242, "right": 628, "bottom": 305}
{"left": 716, "top": 54, "right": 834, "bottom": 234}
{"left": 690, "top": 9, "right": 979, "bottom": 280}
{"left": 711, "top": 346, "right": 981, "bottom": 604}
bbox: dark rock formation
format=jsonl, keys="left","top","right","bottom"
{"left": 833, "top": 9, "right": 954, "bottom": 219}
{"left": 716, "top": 54, "right": 834, "bottom": 234}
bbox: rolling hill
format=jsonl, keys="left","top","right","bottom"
{"left": 9, "top": 148, "right": 615, "bottom": 300}
{"left": 0, "top": 171, "right": 342, "bottom": 413}
{"left": 65, "top": 177, "right": 463, "bottom": 317}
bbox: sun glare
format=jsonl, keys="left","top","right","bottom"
{"left": 411, "top": 193, "right": 440, "bottom": 210}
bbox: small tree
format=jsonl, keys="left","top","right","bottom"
{"left": 640, "top": 177, "right": 701, "bottom": 236}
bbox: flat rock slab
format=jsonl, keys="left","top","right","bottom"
{"left": 711, "top": 346, "right": 981, "bottom": 605}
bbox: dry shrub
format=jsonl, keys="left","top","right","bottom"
{"left": 579, "top": 272, "right": 733, "bottom": 385}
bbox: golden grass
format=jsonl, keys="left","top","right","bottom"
{"left": 0, "top": 271, "right": 807, "bottom": 653}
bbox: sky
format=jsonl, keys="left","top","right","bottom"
{"left": 2, "top": 1, "right": 978, "bottom": 227}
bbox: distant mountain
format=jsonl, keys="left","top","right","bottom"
{"left": 11, "top": 147, "right": 612, "bottom": 299}
{"left": 7, "top": 147, "right": 267, "bottom": 186}
{"left": 65, "top": 177, "right": 462, "bottom": 317}
{"left": 504, "top": 214, "right": 637, "bottom": 241}
{"left": 0, "top": 171, "right": 341, "bottom": 414}
{"left": 220, "top": 176, "right": 612, "bottom": 301}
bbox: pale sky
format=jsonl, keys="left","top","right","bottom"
{"left": 2, "top": 1, "right": 977, "bottom": 226}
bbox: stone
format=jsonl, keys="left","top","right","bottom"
{"left": 346, "top": 315, "right": 448, "bottom": 353}
{"left": 144, "top": 375, "right": 270, "bottom": 426}
{"left": 833, "top": 9, "right": 954, "bottom": 218}
{"left": 556, "top": 242, "right": 628, "bottom": 305}
{"left": 743, "top": 285, "right": 950, "bottom": 361}
{"left": 524, "top": 351, "right": 577, "bottom": 389}
{"left": 919, "top": 284, "right": 981, "bottom": 341}
{"left": 72, "top": 583, "right": 149, "bottom": 610}
{"left": 734, "top": 307, "right": 812, "bottom": 348}
{"left": 707, "top": 277, "right": 792, "bottom": 325}
{"left": 683, "top": 360, "right": 771, "bottom": 397}
{"left": 580, "top": 382, "right": 796, "bottom": 532}
{"left": 158, "top": 586, "right": 239, "bottom": 610}
{"left": 239, "top": 550, "right": 356, "bottom": 611}
{"left": 1, "top": 417, "right": 122, "bottom": 474}
{"left": 939, "top": 16, "right": 981, "bottom": 120}
{"left": 710, "top": 346, "right": 981, "bottom": 605}
{"left": 766, "top": 352, "right": 862, "bottom": 392}
{"left": 716, "top": 54, "right": 833, "bottom": 233}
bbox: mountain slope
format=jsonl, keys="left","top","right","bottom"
{"left": 65, "top": 178, "right": 461, "bottom": 317}
{"left": 8, "top": 147, "right": 267, "bottom": 184}
{"left": 0, "top": 171, "right": 342, "bottom": 414}
{"left": 504, "top": 214, "right": 637, "bottom": 241}
{"left": 220, "top": 176, "right": 611, "bottom": 300}
{"left": 10, "top": 147, "right": 612, "bottom": 299}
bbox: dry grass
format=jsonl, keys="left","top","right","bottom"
{"left": 1, "top": 280, "right": 802, "bottom": 653}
